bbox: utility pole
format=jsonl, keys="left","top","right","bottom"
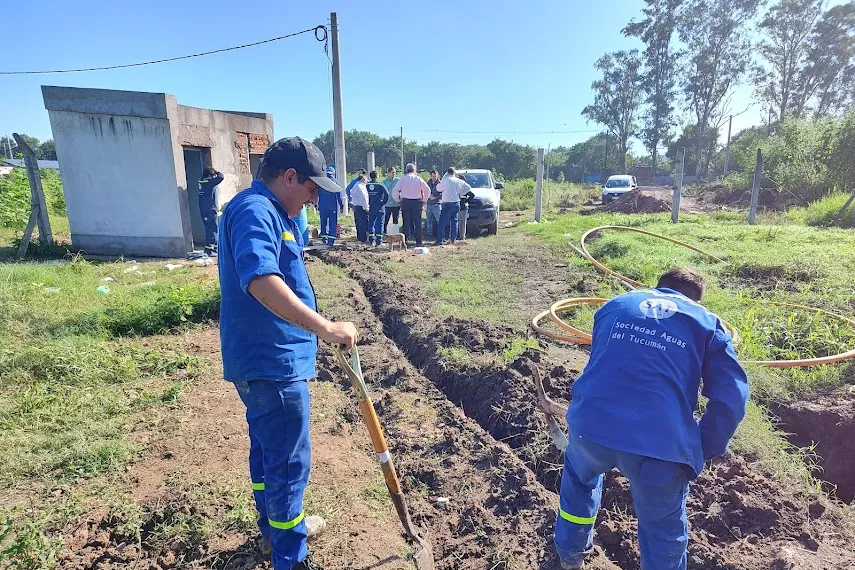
{"left": 400, "top": 127, "right": 404, "bottom": 172}
{"left": 535, "top": 148, "right": 545, "bottom": 222}
{"left": 723, "top": 115, "right": 733, "bottom": 176}
{"left": 672, "top": 147, "right": 686, "bottom": 224}
{"left": 367, "top": 151, "right": 375, "bottom": 174}
{"left": 330, "top": 12, "right": 348, "bottom": 215}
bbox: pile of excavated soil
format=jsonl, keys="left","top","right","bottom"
{"left": 773, "top": 391, "right": 855, "bottom": 503}
{"left": 318, "top": 249, "right": 855, "bottom": 570}
{"left": 603, "top": 188, "right": 671, "bottom": 214}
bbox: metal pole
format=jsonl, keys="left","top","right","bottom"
{"left": 748, "top": 149, "right": 762, "bottom": 224}
{"left": 535, "top": 148, "right": 545, "bottom": 222}
{"left": 330, "top": 12, "right": 348, "bottom": 216}
{"left": 367, "top": 151, "right": 375, "bottom": 173}
{"left": 723, "top": 115, "right": 733, "bottom": 176}
{"left": 671, "top": 147, "right": 686, "bottom": 224}
{"left": 400, "top": 127, "right": 404, "bottom": 173}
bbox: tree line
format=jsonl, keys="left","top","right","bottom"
{"left": 311, "top": 129, "right": 629, "bottom": 183}
{"left": 1, "top": 135, "right": 57, "bottom": 161}
{"left": 584, "top": 0, "right": 855, "bottom": 177}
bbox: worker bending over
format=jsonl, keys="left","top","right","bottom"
{"left": 555, "top": 268, "right": 748, "bottom": 570}
{"left": 218, "top": 137, "right": 358, "bottom": 570}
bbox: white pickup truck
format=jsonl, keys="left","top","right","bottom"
{"left": 456, "top": 169, "right": 504, "bottom": 235}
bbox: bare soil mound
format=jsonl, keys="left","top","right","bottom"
{"left": 603, "top": 189, "right": 671, "bottom": 214}
{"left": 773, "top": 392, "right": 855, "bottom": 503}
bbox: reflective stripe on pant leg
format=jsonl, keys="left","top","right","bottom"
{"left": 555, "top": 435, "right": 610, "bottom": 564}
{"left": 236, "top": 380, "right": 310, "bottom": 568}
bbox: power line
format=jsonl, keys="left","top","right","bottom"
{"left": 0, "top": 26, "right": 327, "bottom": 75}
{"left": 376, "top": 128, "right": 602, "bottom": 135}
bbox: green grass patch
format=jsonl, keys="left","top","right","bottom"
{"left": 518, "top": 212, "right": 855, "bottom": 397}
{"left": 501, "top": 337, "right": 540, "bottom": 363}
{"left": 786, "top": 191, "right": 854, "bottom": 229}
{"left": 500, "top": 180, "right": 598, "bottom": 211}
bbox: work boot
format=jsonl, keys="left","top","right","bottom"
{"left": 305, "top": 515, "right": 327, "bottom": 542}
{"left": 559, "top": 560, "right": 583, "bottom": 570}
{"left": 259, "top": 535, "right": 272, "bottom": 559}
{"left": 291, "top": 554, "right": 322, "bottom": 570}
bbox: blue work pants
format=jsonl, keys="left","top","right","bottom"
{"left": 236, "top": 380, "right": 311, "bottom": 570}
{"left": 319, "top": 207, "right": 338, "bottom": 246}
{"left": 555, "top": 432, "right": 690, "bottom": 570}
{"left": 368, "top": 209, "right": 385, "bottom": 246}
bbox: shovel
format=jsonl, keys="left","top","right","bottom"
{"left": 532, "top": 367, "right": 569, "bottom": 452}
{"left": 333, "top": 346, "right": 435, "bottom": 570}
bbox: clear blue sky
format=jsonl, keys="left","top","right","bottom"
{"left": 1, "top": 0, "right": 763, "bottom": 152}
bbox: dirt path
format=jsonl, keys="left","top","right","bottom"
{"left": 640, "top": 185, "right": 707, "bottom": 214}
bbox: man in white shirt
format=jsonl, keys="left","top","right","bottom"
{"left": 350, "top": 174, "right": 370, "bottom": 243}
{"left": 435, "top": 167, "right": 472, "bottom": 245}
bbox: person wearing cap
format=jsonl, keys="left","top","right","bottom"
{"left": 365, "top": 170, "right": 389, "bottom": 247}
{"left": 392, "top": 163, "right": 430, "bottom": 246}
{"left": 218, "top": 137, "right": 359, "bottom": 570}
{"left": 318, "top": 166, "right": 344, "bottom": 246}
{"left": 198, "top": 167, "right": 224, "bottom": 255}
{"left": 350, "top": 174, "right": 370, "bottom": 243}
{"left": 382, "top": 167, "right": 401, "bottom": 232}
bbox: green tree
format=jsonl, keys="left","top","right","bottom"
{"left": 623, "top": 0, "right": 682, "bottom": 176}
{"left": 790, "top": 2, "right": 855, "bottom": 118}
{"left": 38, "top": 140, "right": 57, "bottom": 161}
{"left": 678, "top": 0, "right": 761, "bottom": 176}
{"left": 582, "top": 50, "right": 644, "bottom": 173}
{"left": 753, "top": 0, "right": 825, "bottom": 124}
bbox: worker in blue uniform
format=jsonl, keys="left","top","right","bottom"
{"left": 555, "top": 268, "right": 748, "bottom": 570}
{"left": 198, "top": 167, "right": 223, "bottom": 255}
{"left": 365, "top": 170, "right": 389, "bottom": 247}
{"left": 219, "top": 137, "right": 358, "bottom": 570}
{"left": 317, "top": 166, "right": 344, "bottom": 246}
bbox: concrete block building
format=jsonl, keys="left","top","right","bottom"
{"left": 42, "top": 86, "right": 274, "bottom": 257}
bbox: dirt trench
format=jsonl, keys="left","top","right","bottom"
{"left": 308, "top": 259, "right": 622, "bottom": 570}
{"left": 773, "top": 393, "right": 855, "bottom": 503}
{"left": 316, "top": 250, "right": 855, "bottom": 570}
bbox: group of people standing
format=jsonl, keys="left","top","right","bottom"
{"left": 316, "top": 163, "right": 476, "bottom": 248}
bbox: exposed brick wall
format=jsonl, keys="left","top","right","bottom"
{"left": 235, "top": 132, "right": 249, "bottom": 173}
{"left": 249, "top": 133, "right": 269, "bottom": 154}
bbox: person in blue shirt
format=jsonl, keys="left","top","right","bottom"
{"left": 318, "top": 166, "right": 344, "bottom": 246}
{"left": 555, "top": 268, "right": 748, "bottom": 570}
{"left": 198, "top": 167, "right": 223, "bottom": 255}
{"left": 365, "top": 170, "right": 389, "bottom": 247}
{"left": 219, "top": 137, "right": 358, "bottom": 570}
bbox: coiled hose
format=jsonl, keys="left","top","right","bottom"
{"left": 531, "top": 225, "right": 855, "bottom": 368}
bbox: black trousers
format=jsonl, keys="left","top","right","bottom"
{"left": 353, "top": 206, "right": 369, "bottom": 243}
{"left": 401, "top": 199, "right": 424, "bottom": 245}
{"left": 384, "top": 206, "right": 401, "bottom": 230}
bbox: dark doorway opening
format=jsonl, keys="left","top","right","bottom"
{"left": 250, "top": 153, "right": 263, "bottom": 180}
{"left": 182, "top": 147, "right": 212, "bottom": 248}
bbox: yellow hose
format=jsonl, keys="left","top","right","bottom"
{"left": 531, "top": 225, "right": 855, "bottom": 369}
